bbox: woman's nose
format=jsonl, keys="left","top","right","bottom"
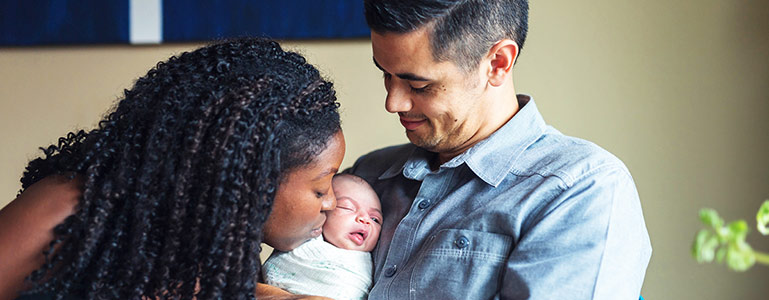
{"left": 320, "top": 188, "right": 336, "bottom": 211}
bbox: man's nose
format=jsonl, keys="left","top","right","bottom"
{"left": 385, "top": 84, "right": 412, "bottom": 113}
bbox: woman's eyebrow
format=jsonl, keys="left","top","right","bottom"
{"left": 313, "top": 167, "right": 338, "bottom": 181}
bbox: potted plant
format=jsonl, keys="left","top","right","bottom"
{"left": 692, "top": 200, "right": 769, "bottom": 271}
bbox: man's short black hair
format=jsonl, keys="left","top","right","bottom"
{"left": 365, "top": 0, "right": 529, "bottom": 72}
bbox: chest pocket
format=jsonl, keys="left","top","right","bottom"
{"left": 410, "top": 229, "right": 513, "bottom": 300}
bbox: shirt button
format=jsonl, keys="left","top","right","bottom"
{"left": 455, "top": 236, "right": 470, "bottom": 249}
{"left": 417, "top": 199, "right": 431, "bottom": 210}
{"left": 384, "top": 265, "right": 397, "bottom": 277}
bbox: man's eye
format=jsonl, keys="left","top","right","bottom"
{"left": 382, "top": 72, "right": 392, "bottom": 80}
{"left": 410, "top": 85, "right": 429, "bottom": 94}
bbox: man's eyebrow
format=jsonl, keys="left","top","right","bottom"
{"left": 373, "top": 57, "right": 432, "bottom": 82}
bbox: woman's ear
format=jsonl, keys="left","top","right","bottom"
{"left": 486, "top": 39, "right": 519, "bottom": 87}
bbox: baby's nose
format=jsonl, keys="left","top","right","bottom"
{"left": 356, "top": 214, "right": 371, "bottom": 224}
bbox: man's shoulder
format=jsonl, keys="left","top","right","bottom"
{"left": 359, "top": 143, "right": 416, "bottom": 160}
{"left": 345, "top": 143, "right": 415, "bottom": 181}
{"left": 517, "top": 128, "right": 630, "bottom": 187}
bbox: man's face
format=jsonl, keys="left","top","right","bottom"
{"left": 371, "top": 28, "right": 490, "bottom": 158}
{"left": 322, "top": 176, "right": 382, "bottom": 252}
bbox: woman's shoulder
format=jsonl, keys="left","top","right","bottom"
{"left": 0, "top": 175, "right": 82, "bottom": 230}
{"left": 0, "top": 174, "right": 82, "bottom": 300}
{"left": 10, "top": 175, "right": 82, "bottom": 214}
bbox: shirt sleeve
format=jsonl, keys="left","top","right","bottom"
{"left": 498, "top": 164, "right": 652, "bottom": 300}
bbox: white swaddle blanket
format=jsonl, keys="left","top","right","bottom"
{"left": 262, "top": 236, "right": 373, "bottom": 300}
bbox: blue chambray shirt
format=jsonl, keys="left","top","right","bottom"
{"left": 347, "top": 95, "right": 652, "bottom": 299}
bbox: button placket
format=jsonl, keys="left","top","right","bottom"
{"left": 384, "top": 265, "right": 397, "bottom": 277}
{"left": 417, "top": 199, "right": 431, "bottom": 210}
{"left": 378, "top": 166, "right": 453, "bottom": 295}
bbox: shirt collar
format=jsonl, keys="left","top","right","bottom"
{"left": 378, "top": 146, "right": 417, "bottom": 180}
{"left": 462, "top": 95, "right": 546, "bottom": 186}
{"left": 378, "top": 95, "right": 546, "bottom": 186}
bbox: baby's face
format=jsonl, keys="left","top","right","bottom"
{"left": 322, "top": 176, "right": 382, "bottom": 252}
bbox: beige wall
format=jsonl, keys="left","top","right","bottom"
{"left": 1, "top": 1, "right": 768, "bottom": 298}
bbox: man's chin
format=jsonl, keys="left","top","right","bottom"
{"left": 407, "top": 133, "right": 440, "bottom": 151}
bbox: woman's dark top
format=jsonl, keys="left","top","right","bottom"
{"left": 15, "top": 293, "right": 84, "bottom": 300}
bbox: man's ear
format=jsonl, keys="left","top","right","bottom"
{"left": 485, "top": 39, "right": 519, "bottom": 87}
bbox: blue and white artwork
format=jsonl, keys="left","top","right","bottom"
{"left": 1, "top": 0, "right": 369, "bottom": 46}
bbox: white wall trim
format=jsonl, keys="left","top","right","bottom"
{"left": 129, "top": 0, "right": 162, "bottom": 44}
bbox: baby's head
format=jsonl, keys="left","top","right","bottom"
{"left": 322, "top": 174, "right": 382, "bottom": 252}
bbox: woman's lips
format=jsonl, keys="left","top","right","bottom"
{"left": 399, "top": 118, "right": 426, "bottom": 130}
{"left": 310, "top": 227, "right": 323, "bottom": 238}
{"left": 310, "top": 217, "right": 325, "bottom": 238}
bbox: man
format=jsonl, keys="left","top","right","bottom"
{"left": 346, "top": 0, "right": 652, "bottom": 299}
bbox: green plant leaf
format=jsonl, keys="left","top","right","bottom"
{"left": 692, "top": 229, "right": 718, "bottom": 262}
{"left": 700, "top": 208, "right": 723, "bottom": 229}
{"left": 716, "top": 246, "right": 727, "bottom": 263}
{"left": 727, "top": 220, "right": 749, "bottom": 241}
{"left": 726, "top": 240, "right": 755, "bottom": 271}
{"left": 757, "top": 200, "right": 769, "bottom": 235}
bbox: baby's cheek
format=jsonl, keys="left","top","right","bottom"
{"left": 325, "top": 234, "right": 344, "bottom": 249}
{"left": 370, "top": 229, "right": 382, "bottom": 242}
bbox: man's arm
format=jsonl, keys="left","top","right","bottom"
{"left": 498, "top": 165, "right": 651, "bottom": 299}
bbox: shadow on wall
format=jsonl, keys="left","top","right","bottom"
{"left": 735, "top": 0, "right": 769, "bottom": 45}
{"left": 735, "top": 0, "right": 769, "bottom": 87}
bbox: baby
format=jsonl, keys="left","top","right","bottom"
{"left": 262, "top": 174, "right": 382, "bottom": 300}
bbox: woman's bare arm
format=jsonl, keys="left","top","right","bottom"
{"left": 0, "top": 175, "right": 81, "bottom": 300}
{"left": 255, "top": 283, "right": 333, "bottom": 300}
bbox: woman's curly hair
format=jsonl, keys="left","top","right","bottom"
{"left": 19, "top": 38, "right": 341, "bottom": 300}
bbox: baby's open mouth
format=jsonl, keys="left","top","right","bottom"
{"left": 349, "top": 230, "right": 369, "bottom": 246}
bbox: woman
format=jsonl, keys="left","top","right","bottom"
{"left": 0, "top": 38, "right": 344, "bottom": 300}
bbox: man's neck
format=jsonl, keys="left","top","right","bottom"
{"left": 435, "top": 87, "right": 520, "bottom": 166}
